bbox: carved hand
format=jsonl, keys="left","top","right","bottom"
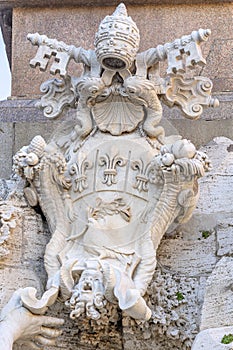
{"left": 0, "top": 288, "right": 64, "bottom": 350}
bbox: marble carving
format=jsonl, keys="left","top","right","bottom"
{"left": 0, "top": 3, "right": 218, "bottom": 348}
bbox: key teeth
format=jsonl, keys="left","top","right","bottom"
{"left": 210, "top": 97, "right": 219, "bottom": 108}
{"left": 29, "top": 59, "right": 38, "bottom": 68}
{"left": 27, "top": 32, "right": 41, "bottom": 46}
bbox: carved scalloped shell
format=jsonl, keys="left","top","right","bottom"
{"left": 92, "top": 94, "right": 144, "bottom": 135}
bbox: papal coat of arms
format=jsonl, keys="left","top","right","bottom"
{"left": 0, "top": 3, "right": 218, "bottom": 349}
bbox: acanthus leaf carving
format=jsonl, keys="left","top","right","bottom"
{"left": 36, "top": 76, "right": 77, "bottom": 119}
{"left": 164, "top": 76, "right": 219, "bottom": 119}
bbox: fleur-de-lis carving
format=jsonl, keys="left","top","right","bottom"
{"left": 99, "top": 152, "right": 127, "bottom": 186}
{"left": 69, "top": 158, "right": 92, "bottom": 193}
{"left": 131, "top": 159, "right": 154, "bottom": 192}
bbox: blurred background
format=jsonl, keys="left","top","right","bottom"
{"left": 0, "top": 27, "right": 11, "bottom": 100}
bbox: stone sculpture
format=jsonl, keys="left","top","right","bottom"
{"left": 0, "top": 3, "right": 218, "bottom": 348}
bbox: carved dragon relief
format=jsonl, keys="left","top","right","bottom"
{"left": 0, "top": 3, "right": 219, "bottom": 349}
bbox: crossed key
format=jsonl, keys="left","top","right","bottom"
{"left": 165, "top": 29, "right": 211, "bottom": 76}
{"left": 27, "top": 33, "right": 80, "bottom": 77}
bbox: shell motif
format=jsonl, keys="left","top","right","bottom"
{"left": 28, "top": 135, "right": 46, "bottom": 158}
{"left": 92, "top": 94, "right": 144, "bottom": 135}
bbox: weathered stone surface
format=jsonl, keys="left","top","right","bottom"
{"left": 0, "top": 122, "right": 14, "bottom": 179}
{"left": 178, "top": 137, "right": 233, "bottom": 243}
{"left": 169, "top": 119, "right": 233, "bottom": 150}
{"left": 0, "top": 216, "right": 23, "bottom": 266}
{"left": 192, "top": 326, "right": 233, "bottom": 350}
{"left": 216, "top": 220, "right": 233, "bottom": 257}
{"left": 0, "top": 0, "right": 230, "bottom": 9}
{"left": 157, "top": 234, "right": 217, "bottom": 276}
{"left": 122, "top": 271, "right": 205, "bottom": 350}
{"left": 0, "top": 267, "right": 43, "bottom": 307}
{"left": 202, "top": 39, "right": 233, "bottom": 93}
{"left": 0, "top": 195, "right": 47, "bottom": 309}
{"left": 0, "top": 99, "right": 44, "bottom": 121}
{"left": 196, "top": 137, "right": 233, "bottom": 217}
{"left": 13, "top": 121, "right": 60, "bottom": 154}
{"left": 200, "top": 257, "right": 233, "bottom": 330}
{"left": 177, "top": 213, "right": 217, "bottom": 241}
{"left": 0, "top": 99, "right": 77, "bottom": 121}
{"left": 19, "top": 208, "right": 49, "bottom": 268}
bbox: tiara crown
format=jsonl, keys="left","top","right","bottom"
{"left": 94, "top": 3, "right": 140, "bottom": 71}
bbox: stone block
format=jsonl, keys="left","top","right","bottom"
{"left": 0, "top": 266, "right": 43, "bottom": 308}
{"left": 1, "top": 0, "right": 231, "bottom": 9}
{"left": 0, "top": 99, "right": 76, "bottom": 122}
{"left": 13, "top": 121, "right": 60, "bottom": 153}
{"left": 0, "top": 99, "right": 44, "bottom": 122}
{"left": 21, "top": 208, "right": 50, "bottom": 268}
{"left": 157, "top": 234, "right": 217, "bottom": 276}
{"left": 0, "top": 201, "right": 49, "bottom": 272}
{"left": 192, "top": 326, "right": 233, "bottom": 350}
{"left": 202, "top": 39, "right": 233, "bottom": 93}
{"left": 167, "top": 119, "right": 233, "bottom": 149}
{"left": 178, "top": 213, "right": 217, "bottom": 241}
{"left": 196, "top": 137, "right": 233, "bottom": 216}
{"left": 216, "top": 221, "right": 233, "bottom": 257}
{"left": 173, "top": 137, "right": 233, "bottom": 250}
{"left": 0, "top": 122, "right": 13, "bottom": 179}
{"left": 200, "top": 257, "right": 233, "bottom": 330}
